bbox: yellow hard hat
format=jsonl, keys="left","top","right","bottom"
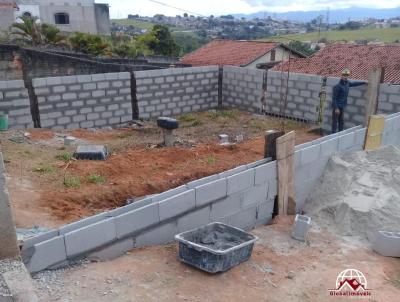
{"left": 342, "top": 68, "right": 351, "bottom": 76}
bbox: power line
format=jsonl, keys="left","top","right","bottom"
{"left": 145, "top": 0, "right": 206, "bottom": 17}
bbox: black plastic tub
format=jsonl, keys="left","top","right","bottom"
{"left": 175, "top": 222, "right": 258, "bottom": 273}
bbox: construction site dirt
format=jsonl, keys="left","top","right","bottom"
{"left": 0, "top": 109, "right": 320, "bottom": 228}
{"left": 32, "top": 217, "right": 400, "bottom": 301}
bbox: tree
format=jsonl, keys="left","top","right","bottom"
{"left": 140, "top": 25, "right": 180, "bottom": 57}
{"left": 69, "top": 32, "right": 110, "bottom": 56}
{"left": 10, "top": 15, "right": 42, "bottom": 45}
{"left": 41, "top": 23, "right": 65, "bottom": 45}
{"left": 288, "top": 41, "right": 316, "bottom": 56}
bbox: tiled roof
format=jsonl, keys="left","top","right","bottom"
{"left": 179, "top": 40, "right": 281, "bottom": 67}
{"left": 272, "top": 43, "right": 400, "bottom": 84}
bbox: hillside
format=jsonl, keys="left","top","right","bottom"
{"left": 111, "top": 19, "right": 182, "bottom": 32}
{"left": 263, "top": 27, "right": 400, "bottom": 43}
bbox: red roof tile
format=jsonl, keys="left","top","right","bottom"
{"left": 180, "top": 40, "right": 281, "bottom": 67}
{"left": 273, "top": 43, "right": 400, "bottom": 84}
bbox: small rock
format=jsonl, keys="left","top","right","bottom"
{"left": 286, "top": 271, "right": 295, "bottom": 279}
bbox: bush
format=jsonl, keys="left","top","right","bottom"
{"left": 33, "top": 163, "right": 55, "bottom": 174}
{"left": 55, "top": 152, "right": 73, "bottom": 162}
{"left": 87, "top": 174, "right": 106, "bottom": 184}
{"left": 69, "top": 32, "right": 110, "bottom": 56}
{"left": 63, "top": 175, "right": 81, "bottom": 188}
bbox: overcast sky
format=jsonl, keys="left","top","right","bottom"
{"left": 100, "top": 0, "right": 400, "bottom": 18}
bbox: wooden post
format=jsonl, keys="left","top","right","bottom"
{"left": 0, "top": 153, "right": 20, "bottom": 259}
{"left": 363, "top": 67, "right": 384, "bottom": 127}
{"left": 364, "top": 115, "right": 385, "bottom": 151}
{"left": 264, "top": 130, "right": 285, "bottom": 160}
{"left": 276, "top": 131, "right": 296, "bottom": 215}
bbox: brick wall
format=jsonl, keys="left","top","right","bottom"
{"left": 33, "top": 72, "right": 132, "bottom": 129}
{"left": 136, "top": 66, "right": 219, "bottom": 118}
{"left": 0, "top": 80, "right": 33, "bottom": 129}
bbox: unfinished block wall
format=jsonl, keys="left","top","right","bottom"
{"left": 32, "top": 72, "right": 132, "bottom": 129}
{"left": 19, "top": 111, "right": 400, "bottom": 273}
{"left": 136, "top": 66, "right": 219, "bottom": 118}
{"left": 0, "top": 80, "right": 33, "bottom": 129}
{"left": 21, "top": 157, "right": 275, "bottom": 273}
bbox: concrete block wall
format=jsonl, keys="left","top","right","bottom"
{"left": 33, "top": 72, "right": 132, "bottom": 129}
{"left": 222, "top": 66, "right": 321, "bottom": 122}
{"left": 21, "top": 157, "right": 275, "bottom": 273}
{"left": 0, "top": 80, "right": 33, "bottom": 129}
{"left": 222, "top": 67, "right": 400, "bottom": 133}
{"left": 136, "top": 66, "right": 219, "bottom": 118}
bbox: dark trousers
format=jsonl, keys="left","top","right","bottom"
{"left": 332, "top": 108, "right": 344, "bottom": 133}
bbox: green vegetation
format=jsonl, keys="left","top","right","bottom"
{"left": 139, "top": 24, "right": 180, "bottom": 57}
{"left": 179, "top": 113, "right": 202, "bottom": 127}
{"left": 207, "top": 109, "right": 239, "bottom": 120}
{"left": 87, "top": 174, "right": 106, "bottom": 184}
{"left": 207, "top": 155, "right": 216, "bottom": 165}
{"left": 63, "top": 175, "right": 81, "bottom": 189}
{"left": 55, "top": 152, "right": 73, "bottom": 162}
{"left": 172, "top": 31, "right": 210, "bottom": 56}
{"left": 33, "top": 163, "right": 55, "bottom": 174}
{"left": 112, "top": 19, "right": 156, "bottom": 30}
{"left": 264, "top": 27, "right": 400, "bottom": 43}
{"left": 288, "top": 40, "right": 316, "bottom": 56}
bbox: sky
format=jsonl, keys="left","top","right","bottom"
{"left": 99, "top": 0, "right": 400, "bottom": 19}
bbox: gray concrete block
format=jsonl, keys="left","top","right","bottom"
{"left": 246, "top": 158, "right": 271, "bottom": 169}
{"left": 135, "top": 221, "right": 178, "bottom": 247}
{"left": 91, "top": 74, "right": 106, "bottom": 82}
{"left": 45, "top": 77, "right": 62, "bottom": 86}
{"left": 77, "top": 75, "right": 92, "bottom": 83}
{"left": 64, "top": 218, "right": 117, "bottom": 257}
{"left": 355, "top": 128, "right": 367, "bottom": 147}
{"left": 338, "top": 132, "right": 356, "bottom": 151}
{"left": 88, "top": 238, "right": 135, "bottom": 261}
{"left": 300, "top": 144, "right": 321, "bottom": 165}
{"left": 242, "top": 184, "right": 268, "bottom": 208}
{"left": 59, "top": 212, "right": 107, "bottom": 235}
{"left": 256, "top": 199, "right": 274, "bottom": 225}
{"left": 373, "top": 231, "right": 400, "bottom": 257}
{"left": 159, "top": 190, "right": 195, "bottom": 221}
{"left": 292, "top": 214, "right": 311, "bottom": 242}
{"left": 227, "top": 169, "right": 255, "bottom": 195}
{"left": 22, "top": 230, "right": 59, "bottom": 251}
{"left": 119, "top": 72, "right": 131, "bottom": 80}
{"left": 32, "top": 78, "right": 46, "bottom": 87}
{"left": 218, "top": 165, "right": 247, "bottom": 178}
{"left": 115, "top": 203, "right": 160, "bottom": 239}
{"left": 227, "top": 206, "right": 257, "bottom": 231}
{"left": 177, "top": 206, "right": 211, "bottom": 233}
{"left": 320, "top": 138, "right": 339, "bottom": 157}
{"left": 195, "top": 178, "right": 227, "bottom": 207}
{"left": 152, "top": 185, "right": 188, "bottom": 202}
{"left": 105, "top": 73, "right": 119, "bottom": 81}
{"left": 26, "top": 236, "right": 67, "bottom": 273}
{"left": 254, "top": 161, "right": 277, "bottom": 185}
{"left": 210, "top": 193, "right": 242, "bottom": 221}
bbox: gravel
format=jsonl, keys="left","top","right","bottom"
{"left": 0, "top": 257, "right": 26, "bottom": 298}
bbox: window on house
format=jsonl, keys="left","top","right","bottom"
{"left": 270, "top": 49, "right": 276, "bottom": 61}
{"left": 54, "top": 13, "right": 69, "bottom": 25}
{"left": 23, "top": 12, "right": 32, "bottom": 18}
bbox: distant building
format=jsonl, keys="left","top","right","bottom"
{"left": 179, "top": 39, "right": 307, "bottom": 69}
{"left": 0, "top": 0, "right": 110, "bottom": 34}
{"left": 273, "top": 43, "right": 400, "bottom": 84}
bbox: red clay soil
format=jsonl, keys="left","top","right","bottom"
{"left": 39, "top": 133, "right": 319, "bottom": 224}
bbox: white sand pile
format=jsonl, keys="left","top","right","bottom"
{"left": 304, "top": 145, "right": 400, "bottom": 242}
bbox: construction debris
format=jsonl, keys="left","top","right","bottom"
{"left": 74, "top": 145, "right": 108, "bottom": 160}
{"left": 291, "top": 215, "right": 311, "bottom": 242}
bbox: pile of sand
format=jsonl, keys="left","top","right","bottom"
{"left": 304, "top": 145, "right": 400, "bottom": 242}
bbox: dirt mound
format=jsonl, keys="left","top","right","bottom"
{"left": 304, "top": 146, "right": 400, "bottom": 242}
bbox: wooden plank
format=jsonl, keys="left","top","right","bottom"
{"left": 276, "top": 131, "right": 296, "bottom": 215}
{"left": 364, "top": 114, "right": 385, "bottom": 151}
{"left": 363, "top": 67, "right": 383, "bottom": 127}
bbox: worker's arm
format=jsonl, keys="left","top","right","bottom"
{"left": 349, "top": 81, "right": 367, "bottom": 87}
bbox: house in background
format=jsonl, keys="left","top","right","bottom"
{"left": 179, "top": 39, "right": 307, "bottom": 69}
{"left": 273, "top": 43, "right": 400, "bottom": 84}
{"left": 0, "top": 0, "right": 110, "bottom": 35}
